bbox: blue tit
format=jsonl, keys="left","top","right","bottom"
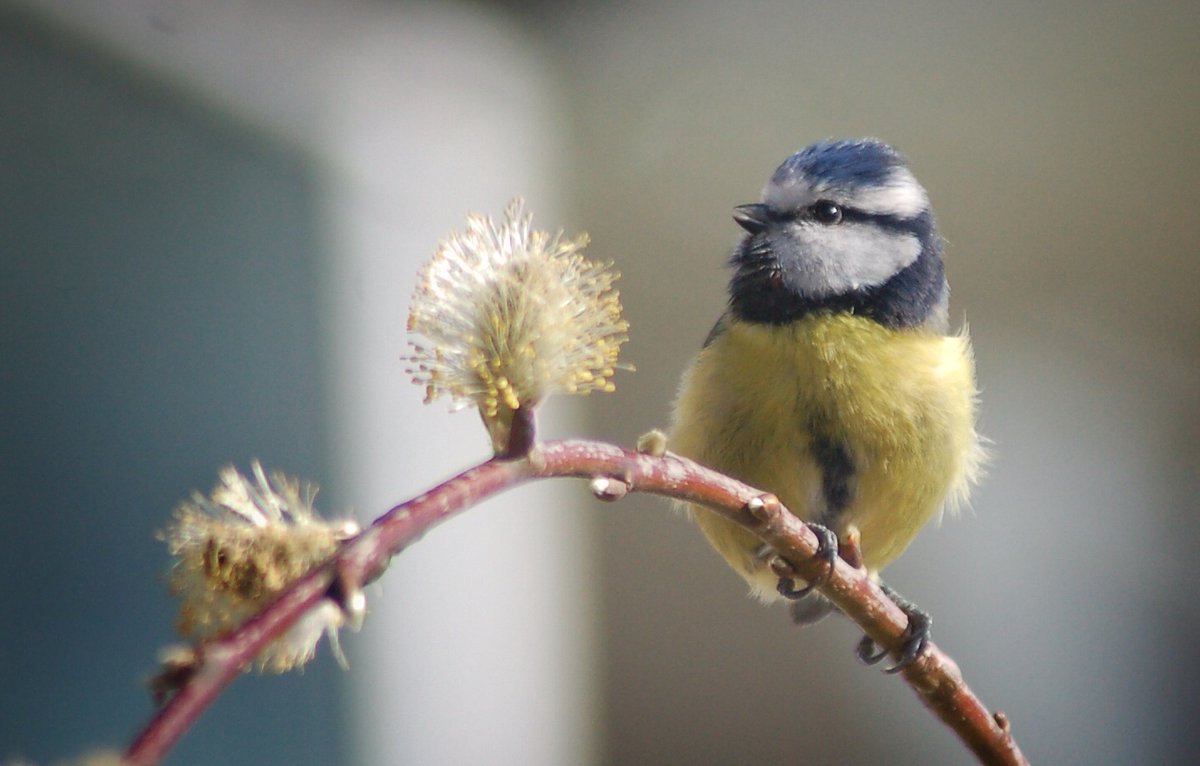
{"left": 670, "top": 138, "right": 983, "bottom": 634}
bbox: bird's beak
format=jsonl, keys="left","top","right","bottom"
{"left": 732, "top": 203, "right": 768, "bottom": 234}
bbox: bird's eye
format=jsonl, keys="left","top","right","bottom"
{"left": 811, "top": 200, "right": 843, "bottom": 225}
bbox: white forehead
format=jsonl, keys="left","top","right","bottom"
{"left": 762, "top": 164, "right": 929, "bottom": 220}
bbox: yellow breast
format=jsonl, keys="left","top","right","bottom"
{"left": 670, "top": 313, "right": 982, "bottom": 601}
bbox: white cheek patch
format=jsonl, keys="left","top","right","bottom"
{"left": 791, "top": 223, "right": 921, "bottom": 296}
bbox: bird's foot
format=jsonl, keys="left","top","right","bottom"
{"left": 856, "top": 584, "right": 931, "bottom": 673}
{"left": 770, "top": 523, "right": 838, "bottom": 600}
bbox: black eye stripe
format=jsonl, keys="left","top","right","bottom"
{"left": 832, "top": 207, "right": 930, "bottom": 236}
{"left": 763, "top": 204, "right": 929, "bottom": 237}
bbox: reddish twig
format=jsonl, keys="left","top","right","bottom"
{"left": 125, "top": 439, "right": 1026, "bottom": 766}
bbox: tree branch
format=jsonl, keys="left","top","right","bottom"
{"left": 125, "top": 439, "right": 1026, "bottom": 766}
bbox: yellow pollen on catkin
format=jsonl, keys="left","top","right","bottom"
{"left": 404, "top": 199, "right": 631, "bottom": 445}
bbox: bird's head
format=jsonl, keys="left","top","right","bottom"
{"left": 728, "top": 138, "right": 947, "bottom": 330}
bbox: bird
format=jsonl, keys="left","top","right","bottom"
{"left": 669, "top": 138, "right": 983, "bottom": 667}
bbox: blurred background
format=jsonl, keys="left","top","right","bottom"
{"left": 2, "top": 1, "right": 1197, "bottom": 764}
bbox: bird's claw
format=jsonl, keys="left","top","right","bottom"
{"left": 856, "top": 585, "right": 932, "bottom": 673}
{"left": 773, "top": 523, "right": 838, "bottom": 600}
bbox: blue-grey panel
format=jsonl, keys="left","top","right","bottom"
{"left": 0, "top": 10, "right": 342, "bottom": 765}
